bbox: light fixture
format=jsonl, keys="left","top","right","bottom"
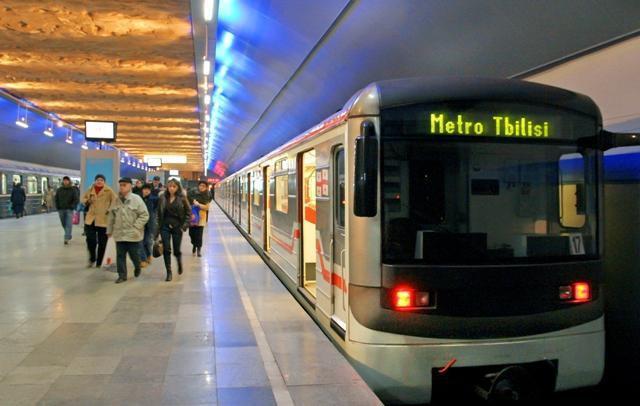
{"left": 204, "top": 94, "right": 211, "bottom": 105}
{"left": 15, "top": 105, "right": 28, "bottom": 128}
{"left": 203, "top": 59, "right": 211, "bottom": 75}
{"left": 43, "top": 120, "right": 54, "bottom": 137}
{"left": 65, "top": 129, "right": 73, "bottom": 144}
{"left": 144, "top": 155, "right": 187, "bottom": 164}
{"left": 81, "top": 141, "right": 89, "bottom": 150}
{"left": 204, "top": 0, "right": 215, "bottom": 21}
{"left": 57, "top": 120, "right": 64, "bottom": 128}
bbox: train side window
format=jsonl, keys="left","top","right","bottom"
{"left": 559, "top": 153, "right": 586, "bottom": 228}
{"left": 27, "top": 176, "right": 38, "bottom": 194}
{"left": 242, "top": 176, "right": 247, "bottom": 202}
{"left": 1, "top": 173, "right": 6, "bottom": 194}
{"left": 41, "top": 177, "right": 49, "bottom": 194}
{"left": 275, "top": 174, "right": 289, "bottom": 213}
{"left": 253, "top": 172, "right": 261, "bottom": 206}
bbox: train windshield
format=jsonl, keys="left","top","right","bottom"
{"left": 381, "top": 139, "right": 599, "bottom": 264}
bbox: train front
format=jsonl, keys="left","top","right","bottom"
{"left": 346, "top": 79, "right": 605, "bottom": 403}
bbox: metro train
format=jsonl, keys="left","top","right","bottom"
{"left": 215, "top": 77, "right": 636, "bottom": 403}
{"left": 0, "top": 158, "right": 80, "bottom": 218}
{"left": 0, "top": 157, "right": 149, "bottom": 219}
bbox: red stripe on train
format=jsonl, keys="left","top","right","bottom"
{"left": 316, "top": 239, "right": 347, "bottom": 293}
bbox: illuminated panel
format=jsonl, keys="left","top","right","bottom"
{"left": 428, "top": 113, "right": 553, "bottom": 138}
{"left": 381, "top": 102, "right": 597, "bottom": 142}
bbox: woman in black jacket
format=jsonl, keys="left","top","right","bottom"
{"left": 156, "top": 179, "right": 191, "bottom": 281}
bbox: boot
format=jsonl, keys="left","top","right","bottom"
{"left": 164, "top": 257, "right": 173, "bottom": 282}
{"left": 192, "top": 245, "right": 196, "bottom": 255}
{"left": 196, "top": 247, "right": 201, "bottom": 257}
{"left": 177, "top": 256, "right": 183, "bottom": 275}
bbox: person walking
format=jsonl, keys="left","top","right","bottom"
{"left": 151, "top": 176, "right": 163, "bottom": 197}
{"left": 188, "top": 181, "right": 211, "bottom": 257}
{"left": 10, "top": 182, "right": 26, "bottom": 218}
{"left": 81, "top": 174, "right": 116, "bottom": 268}
{"left": 132, "top": 179, "right": 143, "bottom": 196}
{"left": 107, "top": 177, "right": 149, "bottom": 284}
{"left": 44, "top": 186, "right": 55, "bottom": 213}
{"left": 54, "top": 176, "right": 79, "bottom": 244}
{"left": 156, "top": 179, "right": 190, "bottom": 282}
{"left": 138, "top": 183, "right": 158, "bottom": 268}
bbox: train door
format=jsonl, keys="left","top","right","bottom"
{"left": 237, "top": 177, "right": 242, "bottom": 224}
{"left": 263, "top": 165, "right": 271, "bottom": 251}
{"left": 332, "top": 147, "right": 347, "bottom": 328}
{"left": 247, "top": 172, "right": 252, "bottom": 234}
{"left": 299, "top": 150, "right": 317, "bottom": 298}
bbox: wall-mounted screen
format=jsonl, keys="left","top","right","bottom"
{"left": 147, "top": 158, "right": 162, "bottom": 167}
{"left": 85, "top": 121, "right": 117, "bottom": 142}
{"left": 169, "top": 170, "right": 179, "bottom": 176}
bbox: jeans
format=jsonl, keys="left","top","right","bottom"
{"left": 161, "top": 224, "right": 183, "bottom": 268}
{"left": 116, "top": 241, "right": 141, "bottom": 279}
{"left": 85, "top": 222, "right": 108, "bottom": 266}
{"left": 139, "top": 224, "right": 155, "bottom": 261}
{"left": 189, "top": 226, "right": 204, "bottom": 249}
{"left": 58, "top": 209, "right": 74, "bottom": 240}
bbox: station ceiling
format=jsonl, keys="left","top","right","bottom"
{"left": 1, "top": 1, "right": 639, "bottom": 177}
{"left": 198, "top": 0, "right": 640, "bottom": 176}
{"left": 0, "top": 1, "right": 202, "bottom": 171}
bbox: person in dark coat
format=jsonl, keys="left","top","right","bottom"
{"left": 156, "top": 179, "right": 190, "bottom": 282}
{"left": 132, "top": 179, "right": 144, "bottom": 197}
{"left": 151, "top": 176, "right": 164, "bottom": 198}
{"left": 54, "top": 176, "right": 80, "bottom": 244}
{"left": 138, "top": 183, "right": 158, "bottom": 267}
{"left": 10, "top": 182, "right": 27, "bottom": 219}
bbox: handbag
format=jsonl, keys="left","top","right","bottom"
{"left": 152, "top": 239, "right": 163, "bottom": 258}
{"left": 190, "top": 205, "right": 200, "bottom": 226}
{"left": 72, "top": 211, "right": 81, "bottom": 225}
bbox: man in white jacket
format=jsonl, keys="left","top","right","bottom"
{"left": 107, "top": 177, "right": 149, "bottom": 284}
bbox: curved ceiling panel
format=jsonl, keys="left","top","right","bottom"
{"left": 204, "top": 0, "right": 640, "bottom": 174}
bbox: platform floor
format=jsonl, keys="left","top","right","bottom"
{"left": 0, "top": 205, "right": 380, "bottom": 405}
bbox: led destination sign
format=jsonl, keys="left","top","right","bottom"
{"left": 429, "top": 113, "right": 553, "bottom": 138}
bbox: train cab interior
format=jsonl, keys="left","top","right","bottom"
{"left": 382, "top": 140, "right": 597, "bottom": 264}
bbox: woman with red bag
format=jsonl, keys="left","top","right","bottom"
{"left": 81, "top": 174, "right": 116, "bottom": 267}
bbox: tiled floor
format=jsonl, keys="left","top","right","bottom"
{"left": 0, "top": 205, "right": 381, "bottom": 405}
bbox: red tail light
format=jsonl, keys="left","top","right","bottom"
{"left": 559, "top": 281, "right": 591, "bottom": 303}
{"left": 573, "top": 282, "right": 591, "bottom": 301}
{"left": 394, "top": 288, "right": 414, "bottom": 308}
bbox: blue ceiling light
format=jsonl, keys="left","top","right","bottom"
{"left": 215, "top": 31, "right": 235, "bottom": 66}
{"left": 217, "top": 0, "right": 242, "bottom": 26}
{"left": 216, "top": 65, "right": 229, "bottom": 81}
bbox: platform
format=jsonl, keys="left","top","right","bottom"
{"left": 0, "top": 205, "right": 381, "bottom": 405}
